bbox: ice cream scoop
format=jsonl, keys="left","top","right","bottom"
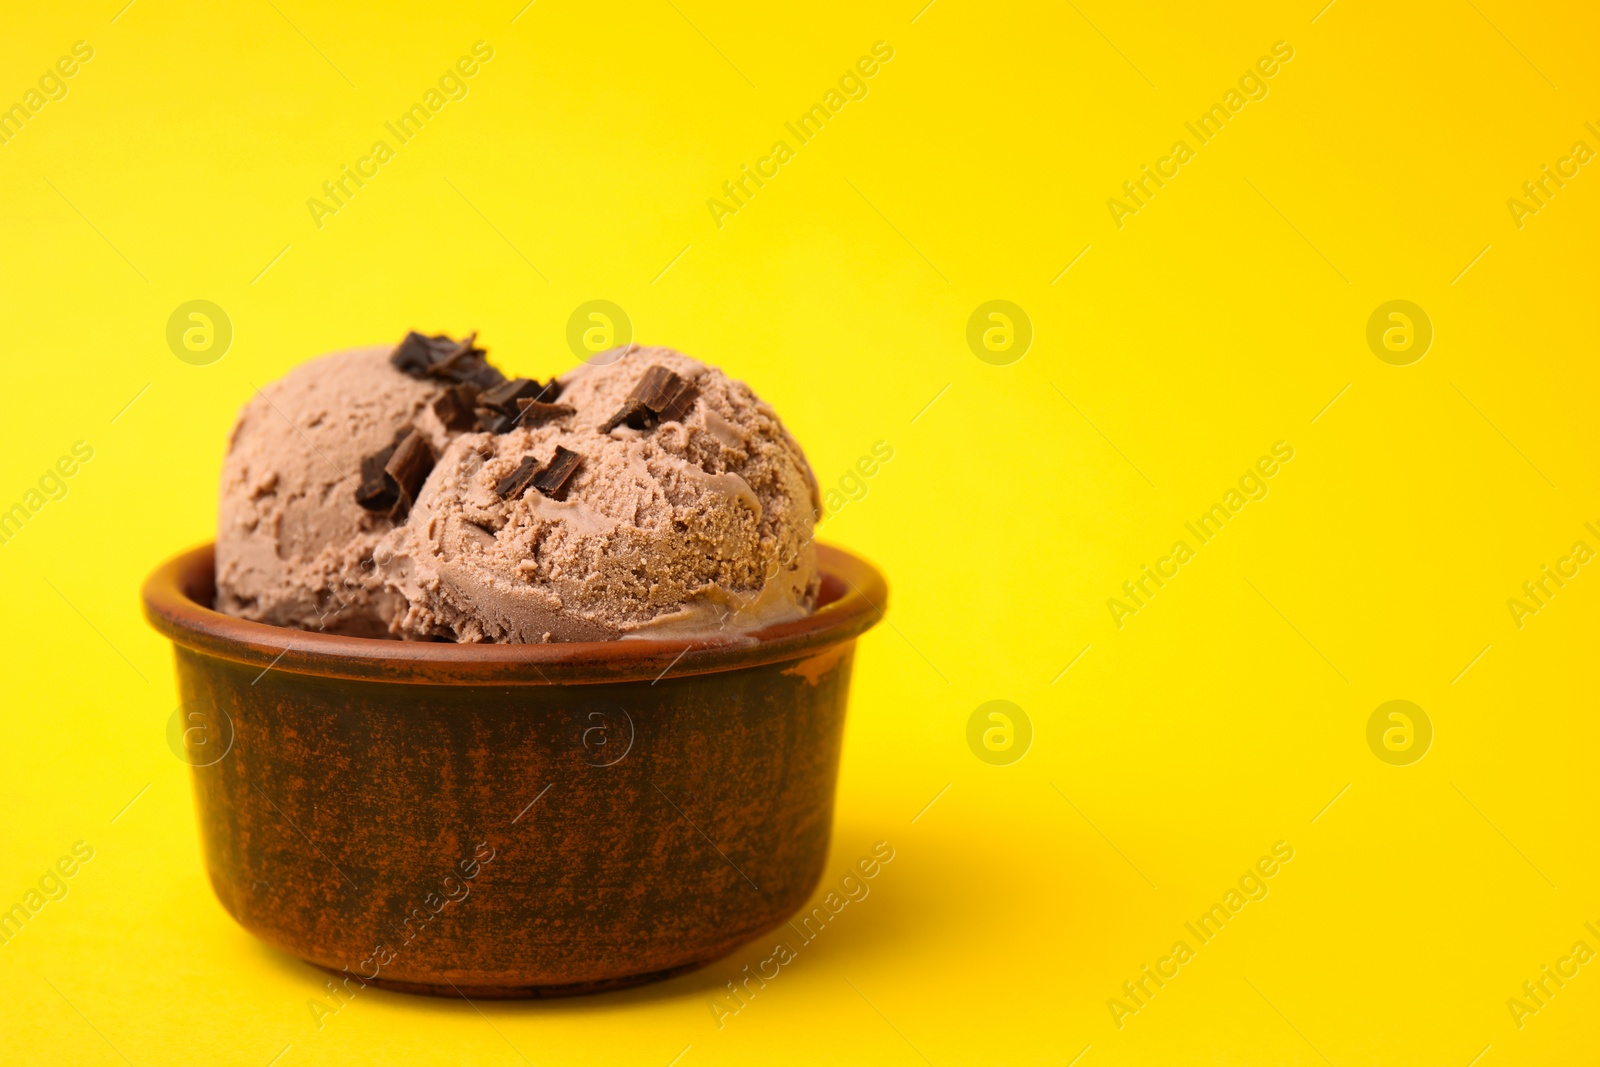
{"left": 378, "top": 344, "right": 821, "bottom": 643}
{"left": 215, "top": 337, "right": 499, "bottom": 636}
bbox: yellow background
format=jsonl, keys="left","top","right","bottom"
{"left": 2, "top": 0, "right": 1597, "bottom": 1063}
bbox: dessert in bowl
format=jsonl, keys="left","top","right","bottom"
{"left": 143, "top": 334, "right": 884, "bottom": 995}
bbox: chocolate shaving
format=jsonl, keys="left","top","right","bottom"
{"left": 478, "top": 377, "right": 545, "bottom": 415}
{"left": 532, "top": 446, "right": 584, "bottom": 501}
{"left": 494, "top": 446, "right": 585, "bottom": 502}
{"left": 390, "top": 332, "right": 444, "bottom": 377}
{"left": 472, "top": 377, "right": 566, "bottom": 434}
{"left": 637, "top": 365, "right": 698, "bottom": 422}
{"left": 432, "top": 385, "right": 480, "bottom": 431}
{"left": 390, "top": 330, "right": 504, "bottom": 389}
{"left": 514, "top": 398, "right": 576, "bottom": 428}
{"left": 477, "top": 410, "right": 520, "bottom": 434}
{"left": 601, "top": 365, "right": 699, "bottom": 433}
{"left": 495, "top": 455, "right": 540, "bottom": 499}
{"left": 355, "top": 427, "right": 416, "bottom": 513}
{"left": 426, "top": 332, "right": 483, "bottom": 378}
{"left": 599, "top": 398, "right": 645, "bottom": 434}
{"left": 658, "top": 378, "right": 699, "bottom": 423}
{"left": 355, "top": 446, "right": 399, "bottom": 511}
{"left": 384, "top": 430, "right": 434, "bottom": 513}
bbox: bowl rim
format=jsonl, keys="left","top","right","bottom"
{"left": 142, "top": 542, "right": 887, "bottom": 686}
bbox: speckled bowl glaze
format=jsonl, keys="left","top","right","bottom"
{"left": 142, "top": 543, "right": 885, "bottom": 997}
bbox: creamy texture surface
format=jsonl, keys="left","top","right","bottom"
{"left": 215, "top": 347, "right": 455, "bottom": 636}
{"left": 377, "top": 345, "right": 820, "bottom": 642}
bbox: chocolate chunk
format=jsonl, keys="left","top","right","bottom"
{"left": 354, "top": 427, "right": 413, "bottom": 512}
{"left": 478, "top": 377, "right": 545, "bottom": 416}
{"left": 514, "top": 399, "right": 576, "bottom": 428}
{"left": 495, "top": 455, "right": 540, "bottom": 499}
{"left": 599, "top": 398, "right": 647, "bottom": 435}
{"left": 425, "top": 332, "right": 482, "bottom": 375}
{"left": 635, "top": 365, "right": 698, "bottom": 420}
{"left": 601, "top": 365, "right": 699, "bottom": 433}
{"left": 455, "top": 361, "right": 506, "bottom": 390}
{"left": 477, "top": 410, "right": 520, "bottom": 434}
{"left": 355, "top": 447, "right": 399, "bottom": 511}
{"left": 391, "top": 331, "right": 468, "bottom": 376}
{"left": 391, "top": 332, "right": 441, "bottom": 377}
{"left": 432, "top": 385, "right": 480, "bottom": 431}
{"left": 658, "top": 378, "right": 699, "bottom": 424}
{"left": 474, "top": 377, "right": 567, "bottom": 433}
{"left": 389, "top": 330, "right": 505, "bottom": 389}
{"left": 532, "top": 446, "right": 584, "bottom": 501}
{"left": 384, "top": 430, "right": 434, "bottom": 511}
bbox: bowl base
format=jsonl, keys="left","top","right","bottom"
{"left": 315, "top": 958, "right": 709, "bottom": 999}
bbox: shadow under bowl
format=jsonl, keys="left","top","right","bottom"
{"left": 142, "top": 543, "right": 885, "bottom": 998}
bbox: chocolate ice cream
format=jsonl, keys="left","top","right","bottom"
{"left": 215, "top": 334, "right": 501, "bottom": 635}
{"left": 215, "top": 336, "right": 820, "bottom": 643}
{"left": 379, "top": 345, "right": 820, "bottom": 642}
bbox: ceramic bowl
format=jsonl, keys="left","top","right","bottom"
{"left": 142, "top": 543, "right": 885, "bottom": 997}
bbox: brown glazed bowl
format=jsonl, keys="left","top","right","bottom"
{"left": 142, "top": 543, "right": 885, "bottom": 998}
